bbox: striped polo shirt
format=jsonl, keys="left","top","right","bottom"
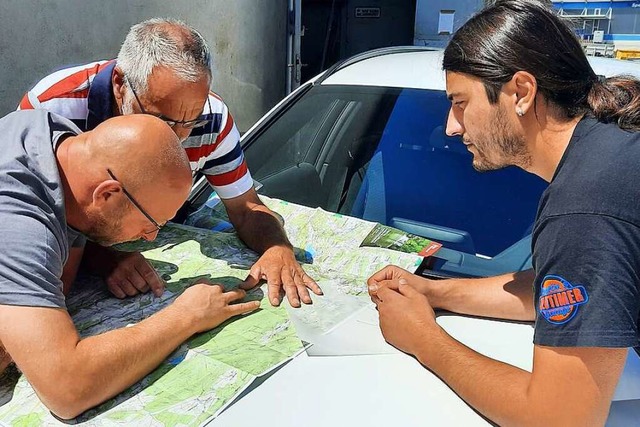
{"left": 18, "top": 60, "right": 253, "bottom": 199}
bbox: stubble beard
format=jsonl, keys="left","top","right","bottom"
{"left": 84, "top": 205, "right": 127, "bottom": 247}
{"left": 470, "top": 105, "right": 531, "bottom": 172}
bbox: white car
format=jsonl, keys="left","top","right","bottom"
{"left": 190, "top": 47, "right": 640, "bottom": 280}
{"left": 188, "top": 47, "right": 640, "bottom": 426}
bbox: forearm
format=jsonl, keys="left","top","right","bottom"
{"left": 233, "top": 205, "right": 292, "bottom": 254}
{"left": 416, "top": 328, "right": 535, "bottom": 426}
{"left": 414, "top": 329, "right": 616, "bottom": 427}
{"left": 428, "top": 269, "right": 536, "bottom": 321}
{"left": 44, "top": 304, "right": 195, "bottom": 418}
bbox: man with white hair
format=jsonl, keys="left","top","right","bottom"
{"left": 20, "top": 18, "right": 321, "bottom": 308}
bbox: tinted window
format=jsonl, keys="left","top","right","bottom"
{"left": 243, "top": 85, "right": 547, "bottom": 257}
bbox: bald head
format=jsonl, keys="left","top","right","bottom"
{"left": 87, "top": 114, "right": 192, "bottom": 194}
{"left": 59, "top": 114, "right": 192, "bottom": 245}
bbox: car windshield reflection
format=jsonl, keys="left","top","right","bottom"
{"left": 242, "top": 85, "right": 547, "bottom": 259}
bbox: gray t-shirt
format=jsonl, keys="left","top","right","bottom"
{"left": 0, "top": 110, "right": 85, "bottom": 309}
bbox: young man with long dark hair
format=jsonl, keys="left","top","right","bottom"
{"left": 368, "top": 1, "right": 640, "bottom": 424}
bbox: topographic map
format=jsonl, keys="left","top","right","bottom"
{"left": 0, "top": 197, "right": 422, "bottom": 426}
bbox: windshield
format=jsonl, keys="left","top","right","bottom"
{"left": 243, "top": 84, "right": 547, "bottom": 258}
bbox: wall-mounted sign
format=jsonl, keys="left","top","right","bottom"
{"left": 355, "top": 7, "right": 381, "bottom": 18}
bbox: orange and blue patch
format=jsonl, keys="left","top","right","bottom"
{"left": 538, "top": 275, "right": 589, "bottom": 325}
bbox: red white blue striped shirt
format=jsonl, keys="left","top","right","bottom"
{"left": 18, "top": 60, "right": 253, "bottom": 199}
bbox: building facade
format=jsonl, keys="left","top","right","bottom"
{"left": 412, "top": 1, "right": 640, "bottom": 56}
{"left": 553, "top": 1, "right": 640, "bottom": 53}
{"left": 413, "top": 0, "right": 485, "bottom": 48}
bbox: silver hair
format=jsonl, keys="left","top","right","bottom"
{"left": 120, "top": 90, "right": 136, "bottom": 115}
{"left": 116, "top": 18, "right": 212, "bottom": 94}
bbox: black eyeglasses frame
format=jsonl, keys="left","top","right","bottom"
{"left": 124, "top": 76, "right": 212, "bottom": 129}
{"left": 106, "top": 168, "right": 163, "bottom": 233}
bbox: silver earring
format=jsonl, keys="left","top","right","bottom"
{"left": 516, "top": 108, "right": 524, "bottom": 117}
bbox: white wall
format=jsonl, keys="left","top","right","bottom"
{"left": 0, "top": 0, "right": 288, "bottom": 131}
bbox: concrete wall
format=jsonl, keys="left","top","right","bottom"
{"left": 413, "top": 0, "right": 484, "bottom": 48}
{"left": 0, "top": 0, "right": 288, "bottom": 131}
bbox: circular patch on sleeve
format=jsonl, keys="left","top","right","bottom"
{"left": 538, "top": 275, "right": 589, "bottom": 325}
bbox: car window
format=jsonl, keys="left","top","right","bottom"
{"left": 243, "top": 85, "right": 547, "bottom": 260}
{"left": 243, "top": 87, "right": 398, "bottom": 209}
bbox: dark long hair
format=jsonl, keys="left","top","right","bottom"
{"left": 443, "top": 0, "right": 640, "bottom": 131}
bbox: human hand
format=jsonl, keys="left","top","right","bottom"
{"left": 367, "top": 265, "right": 435, "bottom": 299}
{"left": 368, "top": 278, "right": 439, "bottom": 357}
{"left": 240, "top": 246, "right": 322, "bottom": 308}
{"left": 175, "top": 281, "right": 261, "bottom": 334}
{"left": 104, "top": 251, "right": 165, "bottom": 298}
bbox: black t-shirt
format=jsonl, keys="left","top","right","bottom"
{"left": 532, "top": 116, "right": 640, "bottom": 350}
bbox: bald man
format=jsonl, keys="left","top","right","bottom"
{"left": 0, "top": 110, "right": 259, "bottom": 419}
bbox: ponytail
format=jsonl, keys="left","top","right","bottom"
{"left": 588, "top": 76, "right": 640, "bottom": 131}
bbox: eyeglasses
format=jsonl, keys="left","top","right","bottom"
{"left": 124, "top": 76, "right": 212, "bottom": 129}
{"left": 107, "top": 168, "right": 163, "bottom": 233}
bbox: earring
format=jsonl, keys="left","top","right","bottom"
{"left": 516, "top": 108, "right": 524, "bottom": 117}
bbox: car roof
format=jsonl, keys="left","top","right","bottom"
{"left": 321, "top": 48, "right": 446, "bottom": 91}
{"left": 319, "top": 46, "right": 640, "bottom": 91}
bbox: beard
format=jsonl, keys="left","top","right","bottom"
{"left": 83, "top": 204, "right": 128, "bottom": 246}
{"left": 468, "top": 105, "right": 530, "bottom": 172}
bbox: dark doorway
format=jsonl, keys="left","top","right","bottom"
{"left": 301, "top": 0, "right": 417, "bottom": 83}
